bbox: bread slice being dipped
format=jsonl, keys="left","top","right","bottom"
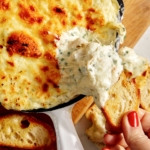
{"left": 102, "top": 72, "right": 140, "bottom": 133}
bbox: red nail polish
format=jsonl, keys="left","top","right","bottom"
{"left": 128, "top": 111, "right": 139, "bottom": 127}
{"left": 102, "top": 147, "right": 110, "bottom": 150}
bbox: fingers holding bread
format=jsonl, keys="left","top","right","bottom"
{"left": 102, "top": 72, "right": 140, "bottom": 133}
{"left": 72, "top": 48, "right": 150, "bottom": 148}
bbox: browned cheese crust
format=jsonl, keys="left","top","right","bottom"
{"left": 0, "top": 0, "right": 124, "bottom": 110}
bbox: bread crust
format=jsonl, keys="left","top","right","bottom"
{"left": 0, "top": 113, "right": 56, "bottom": 149}
{"left": 85, "top": 104, "right": 107, "bottom": 143}
{"left": 102, "top": 72, "right": 140, "bottom": 133}
{"left": 140, "top": 66, "right": 150, "bottom": 111}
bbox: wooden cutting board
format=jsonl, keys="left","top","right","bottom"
{"left": 121, "top": 0, "right": 150, "bottom": 48}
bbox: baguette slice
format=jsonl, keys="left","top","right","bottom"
{"left": 85, "top": 104, "right": 107, "bottom": 145}
{"left": 140, "top": 66, "right": 150, "bottom": 111}
{"left": 102, "top": 72, "right": 140, "bottom": 133}
{"left": 0, "top": 113, "right": 56, "bottom": 149}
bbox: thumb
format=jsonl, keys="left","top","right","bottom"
{"left": 122, "top": 111, "right": 150, "bottom": 150}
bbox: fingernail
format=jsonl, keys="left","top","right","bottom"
{"left": 128, "top": 111, "right": 139, "bottom": 127}
{"left": 102, "top": 147, "right": 110, "bottom": 150}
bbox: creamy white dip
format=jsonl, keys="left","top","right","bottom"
{"left": 118, "top": 47, "right": 148, "bottom": 78}
{"left": 55, "top": 27, "right": 123, "bottom": 108}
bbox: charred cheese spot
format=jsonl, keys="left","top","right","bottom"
{"left": 35, "top": 76, "right": 42, "bottom": 83}
{"left": 0, "top": 0, "right": 9, "bottom": 10}
{"left": 72, "top": 21, "right": 77, "bottom": 26}
{"left": 42, "top": 83, "right": 49, "bottom": 92}
{"left": 53, "top": 6, "right": 66, "bottom": 15}
{"left": 72, "top": 13, "right": 83, "bottom": 26}
{"left": 142, "top": 70, "right": 147, "bottom": 76}
{"left": 4, "top": 98, "right": 7, "bottom": 101}
{"left": 44, "top": 52, "right": 59, "bottom": 68}
{"left": 52, "top": 6, "right": 67, "bottom": 27}
{"left": 47, "top": 78, "right": 59, "bottom": 89}
{"left": 86, "top": 8, "right": 105, "bottom": 30}
{"left": 47, "top": 70, "right": 61, "bottom": 87}
{"left": 76, "top": 14, "right": 83, "bottom": 20}
{"left": 18, "top": 4, "right": 43, "bottom": 24}
{"left": 0, "top": 17, "right": 7, "bottom": 24}
{"left": 0, "top": 45, "right": 3, "bottom": 49}
{"left": 7, "top": 61, "right": 14, "bottom": 67}
{"left": 29, "top": 5, "right": 35, "bottom": 11}
{"left": 7, "top": 31, "right": 42, "bottom": 58}
{"left": 39, "top": 29, "right": 58, "bottom": 45}
{"left": 1, "top": 76, "right": 5, "bottom": 79}
{"left": 41, "top": 66, "right": 49, "bottom": 72}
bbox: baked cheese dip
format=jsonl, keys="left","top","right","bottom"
{"left": 118, "top": 47, "right": 148, "bottom": 78}
{"left": 0, "top": 0, "right": 126, "bottom": 110}
{"left": 56, "top": 27, "right": 123, "bottom": 108}
{"left": 56, "top": 30, "right": 149, "bottom": 108}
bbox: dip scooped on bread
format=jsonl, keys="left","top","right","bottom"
{"left": 58, "top": 28, "right": 149, "bottom": 133}
{"left": 56, "top": 27, "right": 148, "bottom": 109}
{"left": 55, "top": 27, "right": 123, "bottom": 108}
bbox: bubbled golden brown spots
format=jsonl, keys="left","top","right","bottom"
{"left": 42, "top": 83, "right": 49, "bottom": 92}
{"left": 41, "top": 66, "right": 49, "bottom": 72}
{"left": 52, "top": 6, "right": 66, "bottom": 15}
{"left": 39, "top": 28, "right": 58, "bottom": 45}
{"left": 44, "top": 52, "right": 59, "bottom": 69}
{"left": 86, "top": 9, "right": 105, "bottom": 30}
{"left": 0, "top": 0, "right": 124, "bottom": 110}
{"left": 18, "top": 3, "right": 43, "bottom": 24}
{"left": 6, "top": 31, "right": 42, "bottom": 58}
{"left": 6, "top": 61, "right": 14, "bottom": 67}
{"left": 0, "top": 0, "right": 9, "bottom": 10}
{"left": 47, "top": 78, "right": 59, "bottom": 89}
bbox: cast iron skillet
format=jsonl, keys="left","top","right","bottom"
{"left": 24, "top": 0, "right": 124, "bottom": 112}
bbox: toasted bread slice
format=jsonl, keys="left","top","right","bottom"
{"left": 72, "top": 96, "right": 94, "bottom": 125}
{"left": 0, "top": 113, "right": 56, "bottom": 149}
{"left": 102, "top": 72, "right": 140, "bottom": 133}
{"left": 124, "top": 69, "right": 148, "bottom": 89}
{"left": 140, "top": 66, "right": 150, "bottom": 111}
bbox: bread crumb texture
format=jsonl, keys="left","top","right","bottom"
{"left": 140, "top": 67, "right": 150, "bottom": 111}
{"left": 85, "top": 104, "right": 107, "bottom": 143}
{"left": 102, "top": 72, "right": 140, "bottom": 133}
{"left": 0, "top": 114, "right": 56, "bottom": 149}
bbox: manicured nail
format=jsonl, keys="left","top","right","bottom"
{"left": 128, "top": 111, "right": 139, "bottom": 127}
{"left": 102, "top": 147, "right": 110, "bottom": 150}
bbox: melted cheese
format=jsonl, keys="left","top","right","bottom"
{"left": 118, "top": 47, "right": 148, "bottom": 78}
{"left": 56, "top": 29, "right": 149, "bottom": 108}
{"left": 56, "top": 27, "right": 123, "bottom": 108}
{"left": 0, "top": 0, "right": 125, "bottom": 110}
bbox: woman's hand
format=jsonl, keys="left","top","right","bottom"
{"left": 103, "top": 108, "right": 150, "bottom": 150}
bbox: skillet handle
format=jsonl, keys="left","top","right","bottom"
{"left": 46, "top": 105, "right": 84, "bottom": 150}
